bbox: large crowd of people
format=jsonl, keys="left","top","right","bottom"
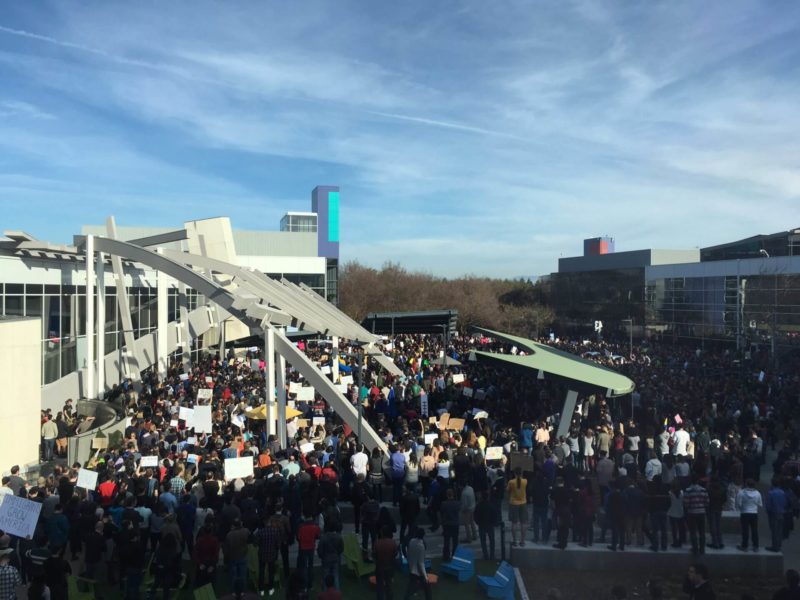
{"left": 1, "top": 328, "right": 799, "bottom": 600}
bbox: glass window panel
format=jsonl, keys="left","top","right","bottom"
{"left": 26, "top": 284, "right": 43, "bottom": 294}
{"left": 5, "top": 284, "right": 23, "bottom": 294}
{"left": 4, "top": 296, "right": 22, "bottom": 316}
{"left": 26, "top": 295, "right": 42, "bottom": 318}
{"left": 45, "top": 285, "right": 60, "bottom": 294}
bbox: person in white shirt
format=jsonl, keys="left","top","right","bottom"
{"left": 671, "top": 426, "right": 690, "bottom": 456}
{"left": 736, "top": 479, "right": 763, "bottom": 551}
{"left": 657, "top": 429, "right": 671, "bottom": 457}
{"left": 351, "top": 444, "right": 369, "bottom": 478}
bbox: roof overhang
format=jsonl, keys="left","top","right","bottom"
{"left": 471, "top": 327, "right": 635, "bottom": 397}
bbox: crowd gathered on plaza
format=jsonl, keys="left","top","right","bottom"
{"left": 1, "top": 328, "right": 800, "bottom": 600}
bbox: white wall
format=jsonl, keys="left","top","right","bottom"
{"left": 0, "top": 317, "right": 42, "bottom": 473}
{"left": 236, "top": 255, "right": 326, "bottom": 274}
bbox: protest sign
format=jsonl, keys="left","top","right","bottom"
{"left": 321, "top": 365, "right": 332, "bottom": 375}
{"left": 140, "top": 456, "right": 159, "bottom": 468}
{"left": 194, "top": 405, "right": 213, "bottom": 433}
{"left": 225, "top": 457, "right": 254, "bottom": 481}
{"left": 204, "top": 376, "right": 213, "bottom": 384}
{"left": 447, "top": 418, "right": 465, "bottom": 431}
{"left": 475, "top": 389, "right": 486, "bottom": 401}
{"left": 186, "top": 436, "right": 197, "bottom": 445}
{"left": 452, "top": 374, "right": 465, "bottom": 384}
{"left": 170, "top": 419, "right": 179, "bottom": 428}
{"left": 76, "top": 468, "right": 99, "bottom": 490}
{"left": 312, "top": 416, "right": 325, "bottom": 427}
{"left": 179, "top": 373, "right": 189, "bottom": 381}
{"left": 424, "top": 433, "right": 438, "bottom": 445}
{"left": 0, "top": 494, "right": 42, "bottom": 539}
{"left": 232, "top": 413, "right": 246, "bottom": 430}
{"left": 251, "top": 359, "right": 261, "bottom": 371}
{"left": 297, "top": 387, "right": 315, "bottom": 401}
{"left": 473, "top": 410, "right": 489, "bottom": 420}
{"left": 485, "top": 447, "right": 504, "bottom": 461}
{"left": 300, "top": 442, "right": 315, "bottom": 454}
{"left": 462, "top": 387, "right": 473, "bottom": 398}
{"left": 187, "top": 454, "right": 199, "bottom": 464}
{"left": 336, "top": 383, "right": 348, "bottom": 394}
{"left": 288, "top": 382, "right": 301, "bottom": 395}
{"left": 438, "top": 413, "right": 450, "bottom": 430}
{"left": 197, "top": 389, "right": 213, "bottom": 402}
{"left": 91, "top": 437, "right": 108, "bottom": 450}
{"left": 296, "top": 419, "right": 310, "bottom": 428}
{"left": 179, "top": 407, "right": 194, "bottom": 425}
{"left": 341, "top": 375, "right": 353, "bottom": 385}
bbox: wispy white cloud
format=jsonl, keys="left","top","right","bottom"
{"left": 0, "top": 1, "right": 797, "bottom": 277}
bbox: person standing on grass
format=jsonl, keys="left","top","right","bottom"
{"left": 736, "top": 479, "right": 763, "bottom": 552}
{"left": 507, "top": 467, "right": 528, "bottom": 547}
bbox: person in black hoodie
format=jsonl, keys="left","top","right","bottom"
{"left": 399, "top": 487, "right": 420, "bottom": 545}
{"left": 707, "top": 476, "right": 726, "bottom": 549}
{"left": 647, "top": 475, "right": 670, "bottom": 552}
{"left": 474, "top": 491, "right": 496, "bottom": 560}
{"left": 607, "top": 480, "right": 628, "bottom": 552}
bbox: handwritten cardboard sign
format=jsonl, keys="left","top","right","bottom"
{"left": 0, "top": 495, "right": 42, "bottom": 539}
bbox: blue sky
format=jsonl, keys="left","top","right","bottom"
{"left": 0, "top": 1, "right": 798, "bottom": 277}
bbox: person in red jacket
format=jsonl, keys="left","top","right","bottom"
{"left": 296, "top": 515, "right": 321, "bottom": 591}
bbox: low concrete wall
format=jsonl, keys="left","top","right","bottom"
{"left": 509, "top": 543, "right": 783, "bottom": 577}
{"left": 67, "top": 400, "right": 126, "bottom": 466}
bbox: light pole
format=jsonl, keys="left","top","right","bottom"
{"left": 356, "top": 346, "right": 363, "bottom": 443}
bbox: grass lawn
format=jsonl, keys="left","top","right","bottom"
{"left": 87, "top": 558, "right": 517, "bottom": 600}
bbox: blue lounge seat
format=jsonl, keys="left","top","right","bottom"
{"left": 441, "top": 546, "right": 475, "bottom": 582}
{"left": 478, "top": 561, "right": 515, "bottom": 600}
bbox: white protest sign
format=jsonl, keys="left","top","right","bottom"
{"left": 186, "top": 436, "right": 198, "bottom": 446}
{"left": 232, "top": 413, "right": 246, "bottom": 430}
{"left": 225, "top": 457, "right": 254, "bottom": 481}
{"left": 187, "top": 454, "right": 199, "bottom": 464}
{"left": 297, "top": 387, "right": 315, "bottom": 402}
{"left": 300, "top": 442, "right": 315, "bottom": 454}
{"left": 0, "top": 494, "right": 42, "bottom": 539}
{"left": 485, "top": 447, "right": 504, "bottom": 461}
{"left": 321, "top": 366, "right": 332, "bottom": 375}
{"left": 462, "top": 387, "right": 474, "bottom": 398}
{"left": 169, "top": 419, "right": 179, "bottom": 428}
{"left": 312, "top": 416, "right": 325, "bottom": 427}
{"left": 76, "top": 468, "right": 99, "bottom": 490}
{"left": 336, "top": 383, "right": 348, "bottom": 394}
{"left": 179, "top": 373, "right": 189, "bottom": 381}
{"left": 140, "top": 456, "right": 159, "bottom": 468}
{"left": 452, "top": 374, "right": 465, "bottom": 384}
{"left": 194, "top": 405, "right": 213, "bottom": 433}
{"left": 197, "top": 389, "right": 213, "bottom": 402}
{"left": 179, "top": 407, "right": 194, "bottom": 425}
{"left": 341, "top": 375, "right": 353, "bottom": 385}
{"left": 289, "top": 382, "right": 301, "bottom": 395}
{"left": 205, "top": 376, "right": 213, "bottom": 384}
{"left": 424, "top": 433, "right": 438, "bottom": 445}
{"left": 473, "top": 410, "right": 489, "bottom": 420}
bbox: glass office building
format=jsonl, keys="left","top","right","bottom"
{"left": 645, "top": 256, "right": 800, "bottom": 350}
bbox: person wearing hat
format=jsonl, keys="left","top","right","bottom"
{"left": 0, "top": 545, "right": 21, "bottom": 599}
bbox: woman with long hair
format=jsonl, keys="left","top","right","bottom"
{"left": 506, "top": 467, "right": 528, "bottom": 547}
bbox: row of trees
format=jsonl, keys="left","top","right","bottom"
{"left": 338, "top": 261, "right": 555, "bottom": 338}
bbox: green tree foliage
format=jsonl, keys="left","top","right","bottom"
{"left": 339, "top": 261, "right": 554, "bottom": 337}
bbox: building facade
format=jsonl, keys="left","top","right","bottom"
{"left": 0, "top": 185, "right": 342, "bottom": 385}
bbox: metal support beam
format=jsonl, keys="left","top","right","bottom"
{"left": 96, "top": 250, "right": 105, "bottom": 398}
{"left": 127, "top": 229, "right": 189, "bottom": 248}
{"left": 271, "top": 326, "right": 387, "bottom": 454}
{"left": 106, "top": 217, "right": 139, "bottom": 383}
{"left": 156, "top": 249, "right": 169, "bottom": 380}
{"left": 265, "top": 327, "right": 276, "bottom": 437}
{"left": 332, "top": 336, "right": 339, "bottom": 382}
{"left": 556, "top": 390, "right": 579, "bottom": 439}
{"left": 276, "top": 329, "right": 287, "bottom": 448}
{"left": 85, "top": 234, "right": 94, "bottom": 399}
